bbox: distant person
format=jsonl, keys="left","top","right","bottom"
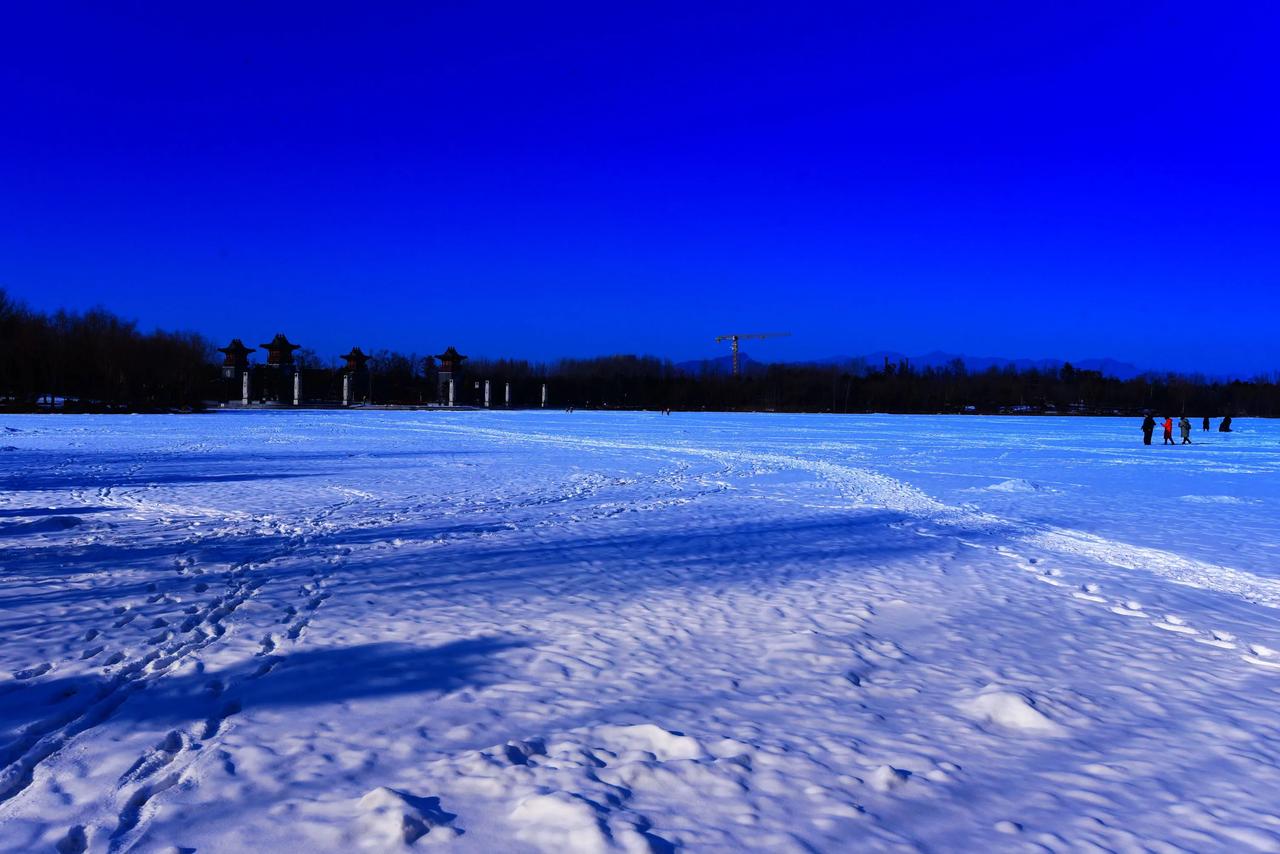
{"left": 1179, "top": 416, "right": 1192, "bottom": 444}
{"left": 1202, "top": 416, "right": 1210, "bottom": 432}
{"left": 1141, "top": 414, "right": 1156, "bottom": 445}
{"left": 1219, "top": 415, "right": 1233, "bottom": 432}
{"left": 1162, "top": 417, "right": 1175, "bottom": 445}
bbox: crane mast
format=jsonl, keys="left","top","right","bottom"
{"left": 713, "top": 332, "right": 791, "bottom": 377}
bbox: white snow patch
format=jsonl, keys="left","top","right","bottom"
{"left": 958, "top": 685, "right": 1068, "bottom": 736}
{"left": 867, "top": 765, "right": 912, "bottom": 792}
{"left": 510, "top": 792, "right": 651, "bottom": 854}
{"left": 355, "top": 787, "right": 458, "bottom": 848}
{"left": 983, "top": 478, "right": 1051, "bottom": 493}
{"left": 1180, "top": 494, "right": 1248, "bottom": 504}
{"left": 2, "top": 411, "right": 1279, "bottom": 852}
{"left": 592, "top": 723, "right": 707, "bottom": 762}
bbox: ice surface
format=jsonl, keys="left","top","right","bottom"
{"left": 0, "top": 412, "right": 1278, "bottom": 852}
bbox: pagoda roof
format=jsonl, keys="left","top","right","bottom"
{"left": 341, "top": 347, "right": 371, "bottom": 369}
{"left": 260, "top": 333, "right": 301, "bottom": 352}
{"left": 435, "top": 345, "right": 467, "bottom": 362}
{"left": 218, "top": 338, "right": 254, "bottom": 356}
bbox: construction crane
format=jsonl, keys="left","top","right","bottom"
{"left": 713, "top": 332, "right": 791, "bottom": 377}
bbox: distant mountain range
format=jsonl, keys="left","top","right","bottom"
{"left": 677, "top": 351, "right": 1146, "bottom": 380}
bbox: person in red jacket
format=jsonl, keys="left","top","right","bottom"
{"left": 1162, "top": 416, "right": 1176, "bottom": 445}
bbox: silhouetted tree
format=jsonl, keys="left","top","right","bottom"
{"left": 0, "top": 288, "right": 213, "bottom": 411}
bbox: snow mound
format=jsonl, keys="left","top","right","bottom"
{"left": 511, "top": 791, "right": 653, "bottom": 854}
{"left": 417, "top": 724, "right": 728, "bottom": 852}
{"left": 356, "top": 787, "right": 459, "bottom": 848}
{"left": 984, "top": 478, "right": 1051, "bottom": 493}
{"left": 867, "top": 765, "right": 911, "bottom": 792}
{"left": 959, "top": 685, "right": 1067, "bottom": 736}
{"left": 592, "top": 723, "right": 706, "bottom": 761}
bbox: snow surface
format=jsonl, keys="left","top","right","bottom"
{"left": 1, "top": 411, "right": 1279, "bottom": 852}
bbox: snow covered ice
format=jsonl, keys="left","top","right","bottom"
{"left": 2, "top": 411, "right": 1279, "bottom": 852}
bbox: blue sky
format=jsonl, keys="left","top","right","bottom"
{"left": 2, "top": 2, "right": 1277, "bottom": 375}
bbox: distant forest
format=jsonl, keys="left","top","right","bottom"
{"left": 2, "top": 290, "right": 1278, "bottom": 416}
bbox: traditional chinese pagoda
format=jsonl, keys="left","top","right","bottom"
{"left": 341, "top": 347, "right": 370, "bottom": 373}
{"left": 341, "top": 347, "right": 371, "bottom": 405}
{"left": 257, "top": 333, "right": 302, "bottom": 403}
{"left": 435, "top": 346, "right": 466, "bottom": 405}
{"left": 260, "top": 333, "right": 301, "bottom": 367}
{"left": 217, "top": 339, "right": 254, "bottom": 381}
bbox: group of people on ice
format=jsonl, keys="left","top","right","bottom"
{"left": 1142, "top": 414, "right": 1232, "bottom": 445}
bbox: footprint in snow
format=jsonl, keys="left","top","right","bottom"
{"left": 55, "top": 825, "right": 86, "bottom": 854}
{"left": 15, "top": 662, "right": 54, "bottom": 680}
{"left": 1110, "top": 601, "right": 1147, "bottom": 617}
{"left": 1034, "top": 567, "right": 1065, "bottom": 586}
{"left": 1196, "top": 630, "right": 1237, "bottom": 650}
{"left": 1153, "top": 615, "right": 1198, "bottom": 635}
{"left": 1074, "top": 583, "right": 1106, "bottom": 603}
{"left": 200, "top": 699, "right": 242, "bottom": 740}
{"left": 1243, "top": 645, "right": 1280, "bottom": 671}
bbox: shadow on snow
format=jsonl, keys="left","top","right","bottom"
{"left": 0, "top": 637, "right": 529, "bottom": 741}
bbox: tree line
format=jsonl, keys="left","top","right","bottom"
{"left": 455, "top": 354, "right": 1280, "bottom": 417}
{"left": 0, "top": 289, "right": 211, "bottom": 411}
{"left": 2, "top": 289, "right": 1277, "bottom": 415}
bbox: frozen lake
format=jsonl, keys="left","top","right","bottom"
{"left": 1, "top": 412, "right": 1278, "bottom": 852}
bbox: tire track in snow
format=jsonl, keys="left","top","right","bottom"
{"left": 408, "top": 420, "right": 1280, "bottom": 610}
{"left": 412, "top": 418, "right": 1280, "bottom": 674}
